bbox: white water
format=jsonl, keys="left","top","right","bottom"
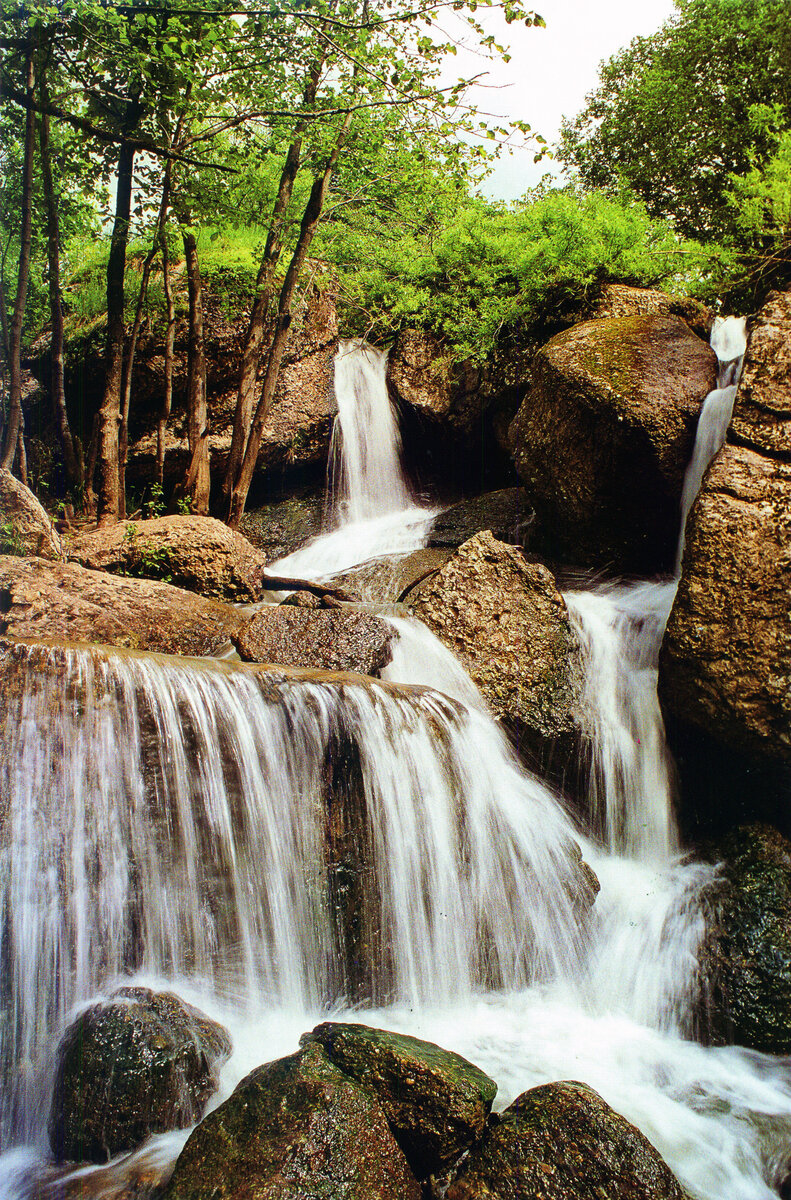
{"left": 5, "top": 320, "right": 791, "bottom": 1200}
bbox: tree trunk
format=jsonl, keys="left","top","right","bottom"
{"left": 227, "top": 113, "right": 351, "bottom": 529}
{"left": 221, "top": 55, "right": 325, "bottom": 510}
{"left": 156, "top": 224, "right": 176, "bottom": 486}
{"left": 39, "top": 78, "right": 81, "bottom": 492}
{"left": 118, "top": 164, "right": 171, "bottom": 517}
{"left": 178, "top": 223, "right": 210, "bottom": 513}
{"left": 0, "top": 46, "right": 35, "bottom": 475}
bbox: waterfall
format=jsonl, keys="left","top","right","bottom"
{"left": 271, "top": 340, "right": 437, "bottom": 580}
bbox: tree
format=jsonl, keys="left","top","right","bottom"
{"left": 559, "top": 0, "right": 791, "bottom": 241}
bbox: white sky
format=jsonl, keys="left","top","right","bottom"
{"left": 444, "top": 0, "right": 678, "bottom": 200}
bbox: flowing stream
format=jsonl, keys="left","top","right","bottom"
{"left": 4, "top": 321, "right": 791, "bottom": 1200}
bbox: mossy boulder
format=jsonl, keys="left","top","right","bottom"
{"left": 697, "top": 824, "right": 791, "bottom": 1054}
{"left": 508, "top": 314, "right": 718, "bottom": 574}
{"left": 161, "top": 1041, "right": 421, "bottom": 1200}
{"left": 48, "top": 987, "right": 232, "bottom": 1163}
{"left": 301, "top": 1022, "right": 498, "bottom": 1178}
{"left": 446, "top": 1080, "right": 688, "bottom": 1199}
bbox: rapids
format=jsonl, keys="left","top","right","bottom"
{"left": 3, "top": 317, "right": 791, "bottom": 1200}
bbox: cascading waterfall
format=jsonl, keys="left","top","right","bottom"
{"left": 5, "top": 316, "right": 791, "bottom": 1200}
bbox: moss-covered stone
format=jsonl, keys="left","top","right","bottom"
{"left": 697, "top": 824, "right": 791, "bottom": 1054}
{"left": 161, "top": 1041, "right": 421, "bottom": 1200}
{"left": 48, "top": 987, "right": 232, "bottom": 1163}
{"left": 446, "top": 1080, "right": 688, "bottom": 1199}
{"left": 301, "top": 1022, "right": 497, "bottom": 1178}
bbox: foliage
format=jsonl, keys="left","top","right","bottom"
{"left": 726, "top": 105, "right": 791, "bottom": 297}
{"left": 558, "top": 0, "right": 791, "bottom": 242}
{"left": 0, "top": 518, "right": 26, "bottom": 556}
{"left": 121, "top": 521, "right": 174, "bottom": 582}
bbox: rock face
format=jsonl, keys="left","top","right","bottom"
{"left": 408, "top": 532, "right": 580, "bottom": 759}
{"left": 427, "top": 488, "right": 534, "bottom": 550}
{"left": 508, "top": 314, "right": 718, "bottom": 574}
{"left": 591, "top": 283, "right": 713, "bottom": 339}
{"left": 660, "top": 289, "right": 791, "bottom": 766}
{"left": 49, "top": 987, "right": 231, "bottom": 1163}
{"left": 0, "top": 556, "right": 244, "bottom": 656}
{"left": 697, "top": 825, "right": 791, "bottom": 1055}
{"left": 161, "top": 1041, "right": 421, "bottom": 1200}
{"left": 68, "top": 515, "right": 267, "bottom": 601}
{"left": 0, "top": 468, "right": 62, "bottom": 559}
{"left": 240, "top": 488, "right": 326, "bottom": 563}
{"left": 302, "top": 1022, "right": 497, "bottom": 1179}
{"left": 446, "top": 1080, "right": 687, "bottom": 1200}
{"left": 234, "top": 607, "right": 394, "bottom": 676}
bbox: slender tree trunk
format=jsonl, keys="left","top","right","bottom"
{"left": 0, "top": 46, "right": 35, "bottom": 475}
{"left": 221, "top": 54, "right": 325, "bottom": 509}
{"left": 178, "top": 223, "right": 210, "bottom": 513}
{"left": 118, "top": 164, "right": 172, "bottom": 517}
{"left": 227, "top": 113, "right": 351, "bottom": 529}
{"left": 157, "top": 224, "right": 176, "bottom": 486}
{"left": 39, "top": 80, "right": 81, "bottom": 492}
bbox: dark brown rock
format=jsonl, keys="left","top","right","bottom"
{"left": 446, "top": 1080, "right": 687, "bottom": 1200}
{"left": 731, "top": 290, "right": 791, "bottom": 459}
{"left": 508, "top": 314, "right": 718, "bottom": 573}
{"left": 408, "top": 531, "right": 580, "bottom": 757}
{"left": 161, "top": 1041, "right": 421, "bottom": 1200}
{"left": 234, "top": 606, "right": 394, "bottom": 676}
{"left": 239, "top": 488, "right": 326, "bottom": 563}
{"left": 697, "top": 825, "right": 791, "bottom": 1055}
{"left": 67, "top": 515, "right": 267, "bottom": 601}
{"left": 0, "top": 555, "right": 244, "bottom": 656}
{"left": 331, "top": 547, "right": 454, "bottom": 605}
{"left": 0, "top": 468, "right": 63, "bottom": 559}
{"left": 301, "top": 1022, "right": 497, "bottom": 1179}
{"left": 591, "top": 283, "right": 713, "bottom": 339}
{"left": 427, "top": 488, "right": 534, "bottom": 550}
{"left": 49, "top": 988, "right": 231, "bottom": 1163}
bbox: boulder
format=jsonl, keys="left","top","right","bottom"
{"left": 446, "top": 1080, "right": 687, "bottom": 1200}
{"left": 508, "top": 314, "right": 718, "bottom": 574}
{"left": 590, "top": 283, "right": 713, "bottom": 339}
{"left": 240, "top": 487, "right": 326, "bottom": 563}
{"left": 161, "top": 1041, "right": 421, "bottom": 1200}
{"left": 67, "top": 514, "right": 267, "bottom": 602}
{"left": 0, "top": 556, "right": 244, "bottom": 656}
{"left": 48, "top": 987, "right": 231, "bottom": 1163}
{"left": 427, "top": 488, "right": 534, "bottom": 550}
{"left": 233, "top": 607, "right": 394, "bottom": 676}
{"left": 331, "top": 547, "right": 454, "bottom": 605}
{"left": 0, "top": 468, "right": 63, "bottom": 559}
{"left": 697, "top": 825, "right": 791, "bottom": 1055}
{"left": 660, "top": 289, "right": 791, "bottom": 767}
{"left": 301, "top": 1022, "right": 497, "bottom": 1179}
{"left": 408, "top": 532, "right": 581, "bottom": 762}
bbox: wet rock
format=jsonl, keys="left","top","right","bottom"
{"left": 0, "top": 555, "right": 244, "bottom": 656}
{"left": 234, "top": 606, "right": 394, "bottom": 676}
{"left": 331, "top": 547, "right": 453, "bottom": 605}
{"left": 660, "top": 289, "right": 791, "bottom": 767}
{"left": 697, "top": 825, "right": 791, "bottom": 1055}
{"left": 68, "top": 515, "right": 267, "bottom": 602}
{"left": 301, "top": 1022, "right": 497, "bottom": 1179}
{"left": 49, "top": 987, "right": 231, "bottom": 1163}
{"left": 408, "top": 531, "right": 581, "bottom": 761}
{"left": 239, "top": 487, "right": 326, "bottom": 562}
{"left": 508, "top": 314, "right": 718, "bottom": 574}
{"left": 590, "top": 283, "right": 713, "bottom": 339}
{"left": 446, "top": 1080, "right": 687, "bottom": 1200}
{"left": 427, "top": 488, "right": 534, "bottom": 550}
{"left": 161, "top": 1041, "right": 421, "bottom": 1200}
{"left": 0, "top": 468, "right": 62, "bottom": 559}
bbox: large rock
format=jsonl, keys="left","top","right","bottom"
{"left": 0, "top": 556, "right": 244, "bottom": 655}
{"left": 590, "top": 283, "right": 713, "bottom": 339}
{"left": 49, "top": 987, "right": 231, "bottom": 1163}
{"left": 427, "top": 487, "right": 534, "bottom": 550}
{"left": 234, "top": 607, "right": 394, "bottom": 676}
{"left": 697, "top": 825, "right": 791, "bottom": 1055}
{"left": 446, "top": 1080, "right": 687, "bottom": 1200}
{"left": 408, "top": 531, "right": 580, "bottom": 761}
{"left": 161, "top": 1041, "right": 421, "bottom": 1200}
{"left": 302, "top": 1022, "right": 497, "bottom": 1178}
{"left": 68, "top": 514, "right": 267, "bottom": 602}
{"left": 660, "top": 290, "right": 791, "bottom": 767}
{"left": 239, "top": 487, "right": 326, "bottom": 563}
{"left": 330, "top": 547, "right": 454, "bottom": 605}
{"left": 0, "top": 468, "right": 62, "bottom": 559}
{"left": 508, "top": 314, "right": 718, "bottom": 574}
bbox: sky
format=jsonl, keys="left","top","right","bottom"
{"left": 444, "top": 0, "right": 678, "bottom": 200}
